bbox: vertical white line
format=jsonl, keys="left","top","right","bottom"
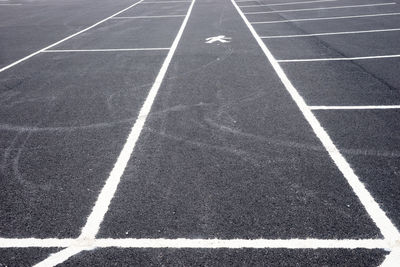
{"left": 231, "top": 0, "right": 400, "bottom": 245}
{"left": 0, "top": 0, "right": 145, "bottom": 74}
{"left": 33, "top": 0, "right": 196, "bottom": 265}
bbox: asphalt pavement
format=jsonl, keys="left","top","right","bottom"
{"left": 0, "top": 0, "right": 400, "bottom": 265}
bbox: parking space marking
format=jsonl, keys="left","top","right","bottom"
{"left": 239, "top": 0, "right": 337, "bottom": 8}
{"left": 277, "top": 54, "right": 400, "bottom": 62}
{"left": 261, "top": 28, "right": 400, "bottom": 38}
{"left": 43, "top": 48, "right": 170, "bottom": 52}
{"left": 381, "top": 249, "right": 400, "bottom": 267}
{"left": 0, "top": 0, "right": 145, "bottom": 74}
{"left": 80, "top": 0, "right": 195, "bottom": 243}
{"left": 244, "top": 3, "right": 396, "bottom": 15}
{"left": 3, "top": 0, "right": 400, "bottom": 264}
{"left": 232, "top": 0, "right": 400, "bottom": 246}
{"left": 35, "top": 247, "right": 83, "bottom": 267}
{"left": 33, "top": 0, "right": 196, "bottom": 265}
{"left": 0, "top": 238, "right": 390, "bottom": 250}
{"left": 112, "top": 15, "right": 186, "bottom": 19}
{"left": 251, "top": 12, "right": 400, "bottom": 24}
{"left": 309, "top": 105, "right": 400, "bottom": 110}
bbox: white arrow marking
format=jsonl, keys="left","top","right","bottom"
{"left": 205, "top": 35, "right": 232, "bottom": 43}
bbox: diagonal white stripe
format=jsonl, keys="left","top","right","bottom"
{"left": 231, "top": 0, "right": 400, "bottom": 245}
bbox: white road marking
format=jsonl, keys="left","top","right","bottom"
{"left": 309, "top": 105, "right": 400, "bottom": 110}
{"left": 244, "top": 3, "right": 396, "bottom": 15}
{"left": 278, "top": 54, "right": 400, "bottom": 62}
{"left": 251, "top": 12, "right": 400, "bottom": 24}
{"left": 0, "top": 3, "right": 22, "bottom": 5}
{"left": 43, "top": 48, "right": 170, "bottom": 52}
{"left": 231, "top": 0, "right": 400, "bottom": 248}
{"left": 0, "top": 238, "right": 76, "bottom": 248}
{"left": 380, "top": 249, "right": 400, "bottom": 267}
{"left": 81, "top": 0, "right": 195, "bottom": 243}
{"left": 261, "top": 28, "right": 400, "bottom": 38}
{"left": 33, "top": 0, "right": 196, "bottom": 265}
{"left": 0, "top": 238, "right": 390, "bottom": 249}
{"left": 34, "top": 247, "right": 85, "bottom": 267}
{"left": 0, "top": 0, "right": 145, "bottom": 74}
{"left": 239, "top": 0, "right": 336, "bottom": 8}
{"left": 112, "top": 15, "right": 186, "bottom": 18}
{"left": 205, "top": 35, "right": 232, "bottom": 43}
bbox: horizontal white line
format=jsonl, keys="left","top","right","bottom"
{"left": 251, "top": 12, "right": 400, "bottom": 24}
{"left": 0, "top": 239, "right": 76, "bottom": 248}
{"left": 0, "top": 238, "right": 390, "bottom": 249}
{"left": 0, "top": 3, "right": 21, "bottom": 5}
{"left": 233, "top": 0, "right": 400, "bottom": 244}
{"left": 94, "top": 238, "right": 389, "bottom": 249}
{"left": 0, "top": 0, "right": 145, "bottom": 74}
{"left": 244, "top": 3, "right": 396, "bottom": 14}
{"left": 310, "top": 105, "right": 400, "bottom": 110}
{"left": 239, "top": 0, "right": 336, "bottom": 8}
{"left": 277, "top": 54, "right": 400, "bottom": 62}
{"left": 112, "top": 15, "right": 186, "bottom": 19}
{"left": 261, "top": 28, "right": 400, "bottom": 38}
{"left": 140, "top": 1, "right": 190, "bottom": 3}
{"left": 43, "top": 48, "right": 170, "bottom": 52}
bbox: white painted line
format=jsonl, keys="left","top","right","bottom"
{"left": 261, "top": 28, "right": 400, "bottom": 38}
{"left": 82, "top": 0, "right": 195, "bottom": 243}
{"left": 140, "top": 1, "right": 190, "bottom": 3}
{"left": 231, "top": 0, "right": 400, "bottom": 247}
{"left": 34, "top": 247, "right": 85, "bottom": 267}
{"left": 43, "top": 48, "right": 170, "bottom": 52}
{"left": 93, "top": 238, "right": 390, "bottom": 249}
{"left": 112, "top": 15, "right": 186, "bottom": 19}
{"left": 380, "top": 249, "right": 400, "bottom": 267}
{"left": 244, "top": 3, "right": 396, "bottom": 15}
{"left": 251, "top": 12, "right": 400, "bottom": 24}
{"left": 0, "top": 3, "right": 22, "bottom": 5}
{"left": 277, "top": 54, "right": 400, "bottom": 62}
{"left": 0, "top": 237, "right": 390, "bottom": 249}
{"left": 0, "top": 0, "right": 145, "bottom": 74}
{"left": 239, "top": 0, "right": 336, "bottom": 8}
{"left": 34, "top": 0, "right": 196, "bottom": 264}
{"left": 309, "top": 105, "right": 400, "bottom": 110}
{"left": 0, "top": 238, "right": 76, "bottom": 248}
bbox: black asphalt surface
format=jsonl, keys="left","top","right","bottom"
{"left": 0, "top": 0, "right": 136, "bottom": 68}
{"left": 1, "top": 0, "right": 400, "bottom": 265}
{"left": 62, "top": 248, "right": 388, "bottom": 266}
